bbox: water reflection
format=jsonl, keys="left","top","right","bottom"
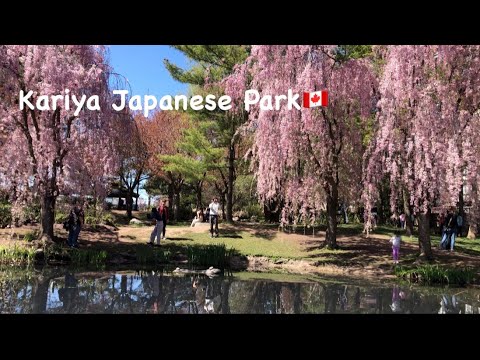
{"left": 1, "top": 269, "right": 480, "bottom": 314}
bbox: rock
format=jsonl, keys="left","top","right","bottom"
{"left": 34, "top": 248, "right": 45, "bottom": 261}
{"left": 193, "top": 222, "right": 209, "bottom": 227}
{"left": 173, "top": 266, "right": 222, "bottom": 277}
{"left": 129, "top": 218, "right": 144, "bottom": 225}
{"left": 228, "top": 255, "right": 249, "bottom": 270}
{"left": 274, "top": 258, "right": 287, "bottom": 264}
{"left": 250, "top": 215, "right": 258, "bottom": 222}
{"left": 232, "top": 216, "right": 240, "bottom": 222}
{"left": 39, "top": 234, "right": 54, "bottom": 246}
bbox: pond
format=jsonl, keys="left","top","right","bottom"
{"left": 1, "top": 268, "right": 479, "bottom": 314}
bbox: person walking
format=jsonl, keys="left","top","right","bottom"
{"left": 147, "top": 207, "right": 162, "bottom": 246}
{"left": 67, "top": 199, "right": 84, "bottom": 248}
{"left": 209, "top": 198, "right": 220, "bottom": 238}
{"left": 440, "top": 210, "right": 456, "bottom": 250}
{"left": 389, "top": 231, "right": 402, "bottom": 264}
{"left": 158, "top": 200, "right": 168, "bottom": 240}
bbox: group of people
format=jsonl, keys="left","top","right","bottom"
{"left": 438, "top": 209, "right": 463, "bottom": 251}
{"left": 387, "top": 208, "right": 464, "bottom": 264}
{"left": 190, "top": 198, "right": 220, "bottom": 238}
{"left": 65, "top": 196, "right": 222, "bottom": 249}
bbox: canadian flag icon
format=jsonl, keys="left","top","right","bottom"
{"left": 303, "top": 90, "right": 328, "bottom": 108}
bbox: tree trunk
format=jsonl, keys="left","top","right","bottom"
{"left": 325, "top": 181, "right": 338, "bottom": 249}
{"left": 226, "top": 144, "right": 235, "bottom": 223}
{"left": 126, "top": 191, "right": 133, "bottom": 219}
{"left": 403, "top": 190, "right": 414, "bottom": 236}
{"left": 417, "top": 210, "right": 433, "bottom": 260}
{"left": 264, "top": 200, "right": 282, "bottom": 223}
{"left": 40, "top": 194, "right": 56, "bottom": 240}
{"left": 135, "top": 182, "right": 140, "bottom": 211}
{"left": 221, "top": 193, "right": 226, "bottom": 220}
{"left": 458, "top": 187, "right": 464, "bottom": 235}
{"left": 467, "top": 184, "right": 478, "bottom": 239}
{"left": 174, "top": 192, "right": 181, "bottom": 221}
{"left": 196, "top": 181, "right": 203, "bottom": 210}
{"left": 168, "top": 182, "right": 174, "bottom": 211}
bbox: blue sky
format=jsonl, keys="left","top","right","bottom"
{"left": 108, "top": 46, "right": 190, "bottom": 202}
{"left": 108, "top": 45, "right": 189, "bottom": 98}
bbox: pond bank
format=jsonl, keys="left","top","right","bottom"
{"left": 1, "top": 222, "right": 480, "bottom": 285}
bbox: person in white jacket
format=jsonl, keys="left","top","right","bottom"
{"left": 209, "top": 198, "right": 220, "bottom": 238}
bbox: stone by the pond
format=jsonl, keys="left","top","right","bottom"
{"left": 34, "top": 248, "right": 45, "bottom": 261}
{"left": 173, "top": 266, "right": 222, "bottom": 277}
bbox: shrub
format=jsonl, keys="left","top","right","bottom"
{"left": 136, "top": 246, "right": 171, "bottom": 264}
{"left": 101, "top": 212, "right": 116, "bottom": 226}
{"left": 395, "top": 265, "right": 476, "bottom": 286}
{"left": 84, "top": 215, "right": 99, "bottom": 225}
{"left": 233, "top": 210, "right": 248, "bottom": 220}
{"left": 245, "top": 204, "right": 263, "bottom": 220}
{"left": 23, "top": 231, "right": 38, "bottom": 242}
{"left": 22, "top": 203, "right": 41, "bottom": 224}
{"left": 186, "top": 244, "right": 235, "bottom": 270}
{"left": 0, "top": 204, "right": 12, "bottom": 228}
{"left": 0, "top": 245, "right": 35, "bottom": 265}
{"left": 55, "top": 211, "right": 69, "bottom": 224}
{"left": 69, "top": 249, "right": 108, "bottom": 267}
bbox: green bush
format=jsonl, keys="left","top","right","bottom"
{"left": 55, "top": 211, "right": 69, "bottom": 224}
{"left": 69, "top": 248, "right": 108, "bottom": 267}
{"left": 245, "top": 203, "right": 263, "bottom": 220}
{"left": 23, "top": 203, "right": 41, "bottom": 224}
{"left": 186, "top": 244, "right": 234, "bottom": 270}
{"left": 23, "top": 231, "right": 38, "bottom": 242}
{"left": 0, "top": 245, "right": 35, "bottom": 265}
{"left": 0, "top": 204, "right": 12, "bottom": 228}
{"left": 395, "top": 265, "right": 476, "bottom": 286}
{"left": 136, "top": 246, "right": 171, "bottom": 265}
{"left": 101, "top": 212, "right": 116, "bottom": 226}
{"left": 84, "top": 215, "right": 99, "bottom": 225}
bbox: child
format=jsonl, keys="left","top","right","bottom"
{"left": 389, "top": 231, "right": 402, "bottom": 264}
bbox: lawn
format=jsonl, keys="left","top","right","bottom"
{"left": 120, "top": 224, "right": 310, "bottom": 259}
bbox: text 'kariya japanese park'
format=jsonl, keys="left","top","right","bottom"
{"left": 18, "top": 89, "right": 329, "bottom": 117}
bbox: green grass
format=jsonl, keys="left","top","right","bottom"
{"left": 0, "top": 245, "right": 35, "bottom": 265}
{"left": 166, "top": 230, "right": 307, "bottom": 259}
{"left": 23, "top": 231, "right": 38, "bottom": 242}
{"left": 136, "top": 246, "right": 171, "bottom": 265}
{"left": 186, "top": 243, "right": 236, "bottom": 269}
{"left": 69, "top": 248, "right": 108, "bottom": 268}
{"left": 395, "top": 264, "right": 476, "bottom": 286}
